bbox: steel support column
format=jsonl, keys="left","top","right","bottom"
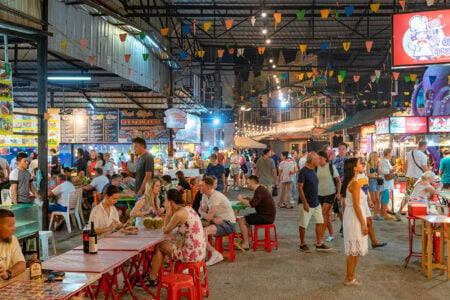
{"left": 168, "top": 67, "right": 174, "bottom": 158}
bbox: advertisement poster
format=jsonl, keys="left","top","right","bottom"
{"left": 119, "top": 109, "right": 169, "bottom": 143}
{"left": 0, "top": 61, "right": 14, "bottom": 135}
{"left": 48, "top": 108, "right": 60, "bottom": 148}
{"left": 164, "top": 108, "right": 187, "bottom": 129}
{"left": 429, "top": 116, "right": 450, "bottom": 133}
{"left": 175, "top": 114, "right": 201, "bottom": 143}
{"left": 393, "top": 9, "right": 450, "bottom": 67}
{"left": 361, "top": 125, "right": 376, "bottom": 138}
{"left": 375, "top": 118, "right": 389, "bottom": 135}
{"left": 390, "top": 116, "right": 427, "bottom": 134}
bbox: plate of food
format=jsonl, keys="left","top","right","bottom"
{"left": 120, "top": 225, "right": 139, "bottom": 233}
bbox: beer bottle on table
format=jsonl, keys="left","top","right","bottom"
{"left": 88, "top": 221, "right": 98, "bottom": 254}
{"left": 30, "top": 253, "right": 42, "bottom": 280}
{"left": 82, "top": 223, "right": 90, "bottom": 254}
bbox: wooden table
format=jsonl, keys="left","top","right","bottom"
{"left": 0, "top": 269, "right": 100, "bottom": 299}
{"left": 106, "top": 227, "right": 165, "bottom": 239}
{"left": 418, "top": 215, "right": 450, "bottom": 280}
{"left": 74, "top": 235, "right": 163, "bottom": 252}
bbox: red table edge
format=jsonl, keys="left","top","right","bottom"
{"left": 72, "top": 237, "right": 164, "bottom": 252}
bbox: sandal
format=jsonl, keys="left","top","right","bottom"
{"left": 286, "top": 206, "right": 294, "bottom": 209}
{"left": 279, "top": 204, "right": 287, "bottom": 208}
{"left": 145, "top": 277, "right": 159, "bottom": 288}
{"left": 344, "top": 278, "right": 362, "bottom": 286}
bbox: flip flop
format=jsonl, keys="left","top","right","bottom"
{"left": 279, "top": 204, "right": 287, "bottom": 208}
{"left": 344, "top": 278, "right": 362, "bottom": 286}
{"left": 286, "top": 206, "right": 294, "bottom": 209}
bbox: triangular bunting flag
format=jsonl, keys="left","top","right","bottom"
{"left": 296, "top": 73, "right": 305, "bottom": 81}
{"left": 182, "top": 25, "right": 190, "bottom": 35}
{"left": 320, "top": 9, "right": 330, "bottom": 18}
{"left": 392, "top": 72, "right": 400, "bottom": 80}
{"left": 128, "top": 68, "right": 131, "bottom": 77}
{"left": 229, "top": 48, "right": 235, "bottom": 55}
{"left": 312, "top": 68, "right": 319, "bottom": 77}
{"left": 344, "top": 6, "right": 354, "bottom": 17}
{"left": 139, "top": 31, "right": 146, "bottom": 40}
{"left": 404, "top": 75, "right": 411, "bottom": 83}
{"left": 448, "top": 75, "right": 450, "bottom": 84}
{"left": 334, "top": 9, "right": 340, "bottom": 20}
{"left": 299, "top": 44, "right": 307, "bottom": 55}
{"left": 154, "top": 81, "right": 158, "bottom": 87}
{"left": 251, "top": 16, "right": 256, "bottom": 26}
{"left": 375, "top": 70, "right": 381, "bottom": 78}
{"left": 337, "top": 74, "right": 343, "bottom": 83}
{"left": 320, "top": 43, "right": 329, "bottom": 50}
{"left": 376, "top": 77, "right": 380, "bottom": 84}
{"left": 339, "top": 70, "right": 346, "bottom": 80}
{"left": 193, "top": 20, "right": 197, "bottom": 35}
{"left": 89, "top": 55, "right": 95, "bottom": 67}
{"left": 399, "top": 0, "right": 406, "bottom": 10}
{"left": 225, "top": 19, "right": 234, "bottom": 30}
{"left": 124, "top": 54, "right": 131, "bottom": 63}
{"left": 204, "top": 22, "right": 212, "bottom": 32}
{"left": 410, "top": 73, "right": 417, "bottom": 82}
{"left": 429, "top": 75, "right": 436, "bottom": 85}
{"left": 80, "top": 38, "right": 88, "bottom": 50}
{"left": 217, "top": 49, "right": 225, "bottom": 58}
{"left": 353, "top": 75, "right": 360, "bottom": 82}
{"left": 426, "top": 0, "right": 434, "bottom": 6}
{"left": 273, "top": 13, "right": 282, "bottom": 28}
{"left": 142, "top": 53, "right": 149, "bottom": 61}
{"left": 160, "top": 52, "right": 168, "bottom": 59}
{"left": 365, "top": 41, "right": 374, "bottom": 53}
{"left": 329, "top": 70, "right": 334, "bottom": 77}
{"left": 237, "top": 48, "right": 245, "bottom": 57}
{"left": 197, "top": 50, "right": 205, "bottom": 58}
{"left": 342, "top": 42, "right": 351, "bottom": 51}
{"left": 281, "top": 73, "right": 288, "bottom": 79}
{"left": 296, "top": 10, "right": 305, "bottom": 20}
{"left": 180, "top": 51, "right": 187, "bottom": 61}
{"left": 160, "top": 28, "right": 169, "bottom": 36}
{"left": 119, "top": 33, "right": 127, "bottom": 42}
{"left": 306, "top": 72, "right": 313, "bottom": 79}
{"left": 60, "top": 40, "right": 67, "bottom": 52}
{"left": 258, "top": 47, "right": 266, "bottom": 55}
{"left": 370, "top": 3, "right": 380, "bottom": 13}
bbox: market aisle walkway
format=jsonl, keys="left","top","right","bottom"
{"left": 54, "top": 189, "right": 450, "bottom": 299}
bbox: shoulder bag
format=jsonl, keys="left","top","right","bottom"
{"left": 411, "top": 150, "right": 424, "bottom": 172}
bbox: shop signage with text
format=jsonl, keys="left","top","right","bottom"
{"left": 429, "top": 116, "right": 450, "bottom": 133}
{"left": 361, "top": 125, "right": 376, "bottom": 138}
{"left": 164, "top": 108, "right": 187, "bottom": 129}
{"left": 375, "top": 118, "right": 389, "bottom": 135}
{"left": 390, "top": 116, "right": 427, "bottom": 134}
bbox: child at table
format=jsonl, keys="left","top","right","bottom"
{"left": 130, "top": 179, "right": 164, "bottom": 226}
{"left": 88, "top": 185, "right": 122, "bottom": 238}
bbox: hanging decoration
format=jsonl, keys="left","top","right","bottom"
{"left": 258, "top": 47, "right": 266, "bottom": 55}
{"left": 429, "top": 75, "right": 436, "bottom": 86}
{"left": 225, "top": 19, "right": 234, "bottom": 30}
{"left": 89, "top": 55, "right": 95, "bottom": 67}
{"left": 119, "top": 33, "right": 127, "bottom": 42}
{"left": 273, "top": 13, "right": 282, "bottom": 28}
{"left": 320, "top": 9, "right": 330, "bottom": 18}
{"left": 353, "top": 75, "right": 360, "bottom": 82}
{"left": 409, "top": 73, "right": 417, "bottom": 82}
{"left": 139, "top": 31, "right": 146, "bottom": 40}
{"left": 281, "top": 73, "right": 288, "bottom": 79}
{"left": 404, "top": 75, "right": 411, "bottom": 83}
{"left": 333, "top": 9, "right": 340, "bottom": 20}
{"left": 217, "top": 49, "right": 225, "bottom": 58}
{"left": 128, "top": 68, "right": 131, "bottom": 76}
{"left": 160, "top": 52, "right": 168, "bottom": 59}
{"left": 374, "top": 70, "right": 381, "bottom": 78}
{"left": 142, "top": 53, "right": 149, "bottom": 61}
{"left": 320, "top": 43, "right": 329, "bottom": 50}
{"left": 229, "top": 48, "right": 235, "bottom": 55}
{"left": 365, "top": 40, "right": 374, "bottom": 53}
{"left": 197, "top": 50, "right": 205, "bottom": 58}
{"left": 370, "top": 3, "right": 381, "bottom": 13}
{"left": 124, "top": 54, "right": 131, "bottom": 63}
{"left": 329, "top": 70, "right": 334, "bottom": 77}
{"left": 312, "top": 68, "right": 319, "bottom": 77}
{"left": 180, "top": 51, "right": 187, "bottom": 60}
{"left": 80, "top": 38, "right": 88, "bottom": 50}
{"left": 60, "top": 40, "right": 67, "bottom": 52}
{"left": 160, "top": 28, "right": 169, "bottom": 36}
{"left": 426, "top": 0, "right": 434, "bottom": 6}
{"left": 204, "top": 22, "right": 212, "bottom": 32}
{"left": 237, "top": 48, "right": 245, "bottom": 57}
{"left": 392, "top": 72, "right": 400, "bottom": 81}
{"left": 306, "top": 72, "right": 313, "bottom": 79}
{"left": 182, "top": 25, "right": 191, "bottom": 35}
{"left": 193, "top": 20, "right": 197, "bottom": 35}
{"left": 370, "top": 75, "right": 376, "bottom": 83}
{"left": 337, "top": 74, "right": 343, "bottom": 83}
{"left": 296, "top": 73, "right": 305, "bottom": 80}
{"left": 448, "top": 75, "right": 450, "bottom": 84}
{"left": 296, "top": 10, "right": 306, "bottom": 20}
{"left": 251, "top": 16, "right": 256, "bottom": 26}
{"left": 399, "top": 0, "right": 406, "bottom": 10}
{"left": 299, "top": 44, "right": 307, "bottom": 55}
{"left": 342, "top": 41, "right": 351, "bottom": 51}
{"left": 344, "top": 6, "right": 354, "bottom": 17}
{"left": 339, "top": 70, "right": 347, "bottom": 80}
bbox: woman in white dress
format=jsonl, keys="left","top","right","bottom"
{"left": 341, "top": 158, "right": 369, "bottom": 286}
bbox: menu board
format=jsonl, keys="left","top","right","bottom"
{"left": 375, "top": 118, "right": 389, "bottom": 135}
{"left": 60, "top": 109, "right": 118, "bottom": 143}
{"left": 48, "top": 108, "right": 60, "bottom": 148}
{"left": 390, "top": 116, "right": 427, "bottom": 134}
{"left": 119, "top": 109, "right": 170, "bottom": 143}
{"left": 0, "top": 61, "right": 14, "bottom": 135}
{"left": 429, "top": 116, "right": 450, "bottom": 133}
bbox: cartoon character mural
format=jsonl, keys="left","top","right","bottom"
{"left": 408, "top": 16, "right": 434, "bottom": 61}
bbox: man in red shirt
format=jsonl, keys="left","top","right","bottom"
{"left": 237, "top": 175, "right": 276, "bottom": 250}
{"left": 213, "top": 147, "right": 225, "bottom": 166}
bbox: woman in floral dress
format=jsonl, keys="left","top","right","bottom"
{"left": 147, "top": 189, "right": 206, "bottom": 286}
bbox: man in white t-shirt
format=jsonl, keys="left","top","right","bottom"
{"left": 84, "top": 168, "right": 110, "bottom": 193}
{"left": 298, "top": 150, "right": 308, "bottom": 170}
{"left": 48, "top": 174, "right": 75, "bottom": 212}
{"left": 200, "top": 177, "right": 236, "bottom": 266}
{"left": 398, "top": 141, "right": 429, "bottom": 220}
{"left": 0, "top": 209, "right": 26, "bottom": 281}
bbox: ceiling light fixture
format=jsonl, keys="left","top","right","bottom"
{"left": 261, "top": 11, "right": 267, "bottom": 18}
{"left": 272, "top": 74, "right": 276, "bottom": 78}
{"left": 272, "top": 64, "right": 276, "bottom": 68}
{"left": 48, "top": 76, "right": 91, "bottom": 81}
{"left": 266, "top": 39, "right": 271, "bottom": 44}
{"left": 269, "top": 59, "right": 273, "bottom": 63}
{"left": 262, "top": 28, "right": 267, "bottom": 34}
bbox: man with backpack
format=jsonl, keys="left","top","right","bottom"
{"left": 316, "top": 150, "right": 341, "bottom": 242}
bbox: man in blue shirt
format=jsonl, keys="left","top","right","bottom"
{"left": 439, "top": 150, "right": 450, "bottom": 188}
{"left": 332, "top": 142, "right": 348, "bottom": 233}
{"left": 206, "top": 154, "right": 227, "bottom": 192}
{"left": 298, "top": 152, "right": 332, "bottom": 253}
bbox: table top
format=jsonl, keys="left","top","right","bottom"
{"left": 42, "top": 250, "right": 136, "bottom": 273}
{"left": 106, "top": 227, "right": 165, "bottom": 239}
{"left": 74, "top": 234, "right": 163, "bottom": 252}
{"left": 417, "top": 215, "right": 450, "bottom": 224}
{"left": 230, "top": 200, "right": 248, "bottom": 210}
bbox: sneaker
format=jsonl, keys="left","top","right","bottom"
{"left": 299, "top": 244, "right": 311, "bottom": 253}
{"left": 316, "top": 244, "right": 333, "bottom": 252}
{"left": 384, "top": 214, "right": 394, "bottom": 220}
{"left": 325, "top": 236, "right": 334, "bottom": 242}
{"left": 395, "top": 214, "right": 402, "bottom": 221}
{"left": 373, "top": 216, "right": 383, "bottom": 221}
{"left": 206, "top": 251, "right": 224, "bottom": 266}
{"left": 234, "top": 187, "right": 240, "bottom": 191}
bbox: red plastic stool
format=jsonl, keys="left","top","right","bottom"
{"left": 215, "top": 233, "right": 235, "bottom": 262}
{"left": 157, "top": 273, "right": 196, "bottom": 300}
{"left": 253, "top": 224, "right": 278, "bottom": 252}
{"left": 175, "top": 261, "right": 209, "bottom": 299}
{"left": 158, "top": 256, "right": 174, "bottom": 279}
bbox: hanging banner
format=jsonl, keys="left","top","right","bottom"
{"left": 0, "top": 61, "right": 14, "bottom": 135}
{"left": 375, "top": 118, "right": 390, "bottom": 134}
{"left": 119, "top": 109, "right": 169, "bottom": 143}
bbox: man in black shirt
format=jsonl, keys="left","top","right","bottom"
{"left": 50, "top": 149, "right": 60, "bottom": 175}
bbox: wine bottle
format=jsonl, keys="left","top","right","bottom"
{"left": 82, "top": 224, "right": 90, "bottom": 254}
{"left": 30, "top": 253, "right": 42, "bottom": 280}
{"left": 88, "top": 221, "right": 98, "bottom": 254}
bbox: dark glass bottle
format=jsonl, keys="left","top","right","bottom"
{"left": 82, "top": 224, "right": 90, "bottom": 254}
{"left": 88, "top": 221, "right": 97, "bottom": 254}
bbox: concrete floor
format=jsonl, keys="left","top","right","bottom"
{"left": 53, "top": 188, "right": 450, "bottom": 300}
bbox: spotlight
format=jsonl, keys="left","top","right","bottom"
{"left": 272, "top": 74, "right": 276, "bottom": 78}
{"left": 262, "top": 28, "right": 267, "bottom": 34}
{"left": 269, "top": 59, "right": 273, "bottom": 63}
{"left": 266, "top": 39, "right": 271, "bottom": 44}
{"left": 261, "top": 11, "right": 267, "bottom": 18}
{"left": 272, "top": 64, "right": 276, "bottom": 68}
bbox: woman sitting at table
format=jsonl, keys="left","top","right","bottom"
{"left": 130, "top": 179, "right": 164, "bottom": 226}
{"left": 88, "top": 185, "right": 122, "bottom": 238}
{"left": 147, "top": 189, "right": 206, "bottom": 287}
{"left": 175, "top": 170, "right": 191, "bottom": 191}
{"left": 410, "top": 171, "right": 440, "bottom": 201}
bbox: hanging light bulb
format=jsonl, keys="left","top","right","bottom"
{"left": 261, "top": 11, "right": 267, "bottom": 18}
{"left": 266, "top": 39, "right": 271, "bottom": 44}
{"left": 269, "top": 59, "right": 273, "bottom": 63}
{"left": 262, "top": 28, "right": 268, "bottom": 34}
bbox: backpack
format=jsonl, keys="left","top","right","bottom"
{"left": 315, "top": 163, "right": 338, "bottom": 190}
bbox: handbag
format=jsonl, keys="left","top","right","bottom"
{"left": 272, "top": 185, "right": 278, "bottom": 197}
{"left": 377, "top": 177, "right": 384, "bottom": 185}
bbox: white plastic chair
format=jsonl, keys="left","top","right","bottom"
{"left": 1, "top": 189, "right": 10, "bottom": 204}
{"left": 49, "top": 191, "right": 82, "bottom": 233}
{"left": 75, "top": 188, "right": 85, "bottom": 226}
{"left": 39, "top": 231, "right": 57, "bottom": 261}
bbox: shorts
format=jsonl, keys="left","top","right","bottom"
{"left": 406, "top": 177, "right": 418, "bottom": 195}
{"left": 245, "top": 213, "right": 271, "bottom": 225}
{"left": 298, "top": 204, "right": 324, "bottom": 228}
{"left": 225, "top": 168, "right": 230, "bottom": 178}
{"left": 230, "top": 166, "right": 240, "bottom": 176}
{"left": 215, "top": 220, "right": 236, "bottom": 236}
{"left": 48, "top": 203, "right": 67, "bottom": 212}
{"left": 368, "top": 178, "right": 381, "bottom": 192}
{"left": 318, "top": 194, "right": 335, "bottom": 205}
{"left": 380, "top": 189, "right": 391, "bottom": 205}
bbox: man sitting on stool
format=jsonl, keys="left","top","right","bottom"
{"left": 237, "top": 175, "right": 276, "bottom": 250}
{"left": 0, "top": 209, "right": 26, "bottom": 281}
